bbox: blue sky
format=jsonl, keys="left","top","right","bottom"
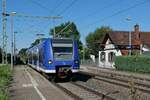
{"left": 0, "top": 0, "right": 150, "bottom": 52}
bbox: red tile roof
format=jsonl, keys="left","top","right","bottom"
{"left": 101, "top": 31, "right": 150, "bottom": 47}
{"left": 107, "top": 31, "right": 142, "bottom": 45}
{"left": 100, "top": 30, "right": 150, "bottom": 55}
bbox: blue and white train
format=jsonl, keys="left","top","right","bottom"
{"left": 27, "top": 38, "right": 80, "bottom": 79}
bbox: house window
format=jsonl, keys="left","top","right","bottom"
{"left": 100, "top": 52, "right": 105, "bottom": 62}
{"left": 108, "top": 52, "right": 115, "bottom": 62}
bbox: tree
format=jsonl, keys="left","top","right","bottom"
{"left": 18, "top": 48, "right": 28, "bottom": 63}
{"left": 50, "top": 21, "right": 83, "bottom": 58}
{"left": 30, "top": 38, "right": 45, "bottom": 47}
{"left": 50, "top": 21, "right": 80, "bottom": 40}
{"left": 0, "top": 48, "right": 2, "bottom": 63}
{"left": 6, "top": 53, "right": 11, "bottom": 64}
{"left": 86, "top": 26, "right": 112, "bottom": 57}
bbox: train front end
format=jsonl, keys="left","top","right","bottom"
{"left": 51, "top": 38, "right": 80, "bottom": 79}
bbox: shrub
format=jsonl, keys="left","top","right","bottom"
{"left": 115, "top": 56, "right": 150, "bottom": 73}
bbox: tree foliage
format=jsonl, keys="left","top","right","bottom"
{"left": 18, "top": 48, "right": 28, "bottom": 63}
{"left": 0, "top": 48, "right": 2, "bottom": 63}
{"left": 30, "top": 38, "right": 45, "bottom": 47}
{"left": 50, "top": 21, "right": 80, "bottom": 40}
{"left": 50, "top": 21, "right": 83, "bottom": 58}
{"left": 81, "top": 47, "right": 91, "bottom": 59}
{"left": 86, "top": 26, "right": 112, "bottom": 57}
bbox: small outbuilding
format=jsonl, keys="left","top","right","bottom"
{"left": 98, "top": 24, "right": 150, "bottom": 68}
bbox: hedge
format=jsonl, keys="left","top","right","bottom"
{"left": 115, "top": 56, "right": 150, "bottom": 73}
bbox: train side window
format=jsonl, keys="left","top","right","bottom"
{"left": 39, "top": 48, "right": 44, "bottom": 63}
{"left": 33, "top": 50, "right": 38, "bottom": 62}
{"left": 100, "top": 52, "right": 105, "bottom": 62}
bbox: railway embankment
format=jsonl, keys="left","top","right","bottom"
{"left": 80, "top": 65, "right": 150, "bottom": 100}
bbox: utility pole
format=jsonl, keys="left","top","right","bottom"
{"left": 14, "top": 31, "right": 18, "bottom": 64}
{"left": 10, "top": 12, "right": 16, "bottom": 70}
{"left": 2, "top": 0, "right": 7, "bottom": 64}
{"left": 126, "top": 17, "right": 132, "bottom": 56}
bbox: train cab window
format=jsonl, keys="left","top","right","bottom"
{"left": 53, "top": 47, "right": 72, "bottom": 53}
{"left": 52, "top": 39, "right": 73, "bottom": 60}
{"left": 108, "top": 52, "right": 115, "bottom": 62}
{"left": 100, "top": 52, "right": 105, "bottom": 62}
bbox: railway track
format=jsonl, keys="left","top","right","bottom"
{"left": 51, "top": 82, "right": 115, "bottom": 100}
{"left": 86, "top": 67, "right": 150, "bottom": 82}
{"left": 31, "top": 67, "right": 116, "bottom": 100}
{"left": 79, "top": 71, "right": 150, "bottom": 94}
{"left": 27, "top": 65, "right": 149, "bottom": 100}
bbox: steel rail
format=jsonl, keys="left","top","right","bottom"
{"left": 71, "top": 82, "right": 116, "bottom": 100}
{"left": 80, "top": 71, "right": 150, "bottom": 94}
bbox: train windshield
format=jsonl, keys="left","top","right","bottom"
{"left": 52, "top": 39, "right": 73, "bottom": 60}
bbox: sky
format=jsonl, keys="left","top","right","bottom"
{"left": 0, "top": 0, "right": 150, "bottom": 52}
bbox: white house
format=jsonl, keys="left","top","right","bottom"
{"left": 98, "top": 24, "right": 150, "bottom": 68}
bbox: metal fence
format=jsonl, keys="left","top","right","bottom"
{"left": 81, "top": 58, "right": 99, "bottom": 67}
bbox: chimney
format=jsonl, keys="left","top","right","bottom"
{"left": 134, "top": 24, "right": 140, "bottom": 39}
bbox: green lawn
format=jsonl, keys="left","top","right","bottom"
{"left": 0, "top": 65, "right": 12, "bottom": 100}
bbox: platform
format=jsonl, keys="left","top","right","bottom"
{"left": 9, "top": 65, "right": 72, "bottom": 100}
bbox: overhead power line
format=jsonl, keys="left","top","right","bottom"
{"left": 57, "top": 0, "right": 125, "bottom": 37}
{"left": 27, "top": 0, "right": 65, "bottom": 36}
{"left": 58, "top": 0, "right": 77, "bottom": 15}
{"left": 29, "top": 0, "right": 53, "bottom": 13}
{"left": 35, "top": 0, "right": 78, "bottom": 37}
{"left": 80, "top": 0, "right": 150, "bottom": 31}
{"left": 50, "top": 0, "right": 64, "bottom": 15}
{"left": 15, "top": 13, "right": 62, "bottom": 20}
{"left": 26, "top": 0, "right": 77, "bottom": 37}
{"left": 29, "top": 0, "right": 65, "bottom": 15}
{"left": 56, "top": 0, "right": 78, "bottom": 35}
{"left": 74, "top": 0, "right": 123, "bottom": 22}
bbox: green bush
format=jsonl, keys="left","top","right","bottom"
{"left": 0, "top": 65, "right": 12, "bottom": 100}
{"left": 115, "top": 56, "right": 150, "bottom": 73}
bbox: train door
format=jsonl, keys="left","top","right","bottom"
{"left": 36, "top": 48, "right": 40, "bottom": 70}
{"left": 31, "top": 50, "right": 34, "bottom": 66}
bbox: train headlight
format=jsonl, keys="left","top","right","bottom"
{"left": 74, "top": 60, "right": 79, "bottom": 64}
{"left": 48, "top": 60, "right": 52, "bottom": 64}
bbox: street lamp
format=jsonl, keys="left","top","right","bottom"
{"left": 126, "top": 17, "right": 132, "bottom": 56}
{"left": 10, "top": 12, "right": 16, "bottom": 70}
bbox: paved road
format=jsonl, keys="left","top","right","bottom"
{"left": 9, "top": 65, "right": 73, "bottom": 100}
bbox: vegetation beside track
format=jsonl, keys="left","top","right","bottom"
{"left": 115, "top": 56, "right": 150, "bottom": 73}
{"left": 0, "top": 64, "right": 12, "bottom": 100}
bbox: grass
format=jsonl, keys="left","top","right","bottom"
{"left": 0, "top": 64, "right": 12, "bottom": 100}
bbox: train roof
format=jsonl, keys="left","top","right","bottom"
{"left": 27, "top": 38, "right": 74, "bottom": 51}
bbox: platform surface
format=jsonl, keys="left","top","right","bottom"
{"left": 9, "top": 65, "right": 72, "bottom": 100}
